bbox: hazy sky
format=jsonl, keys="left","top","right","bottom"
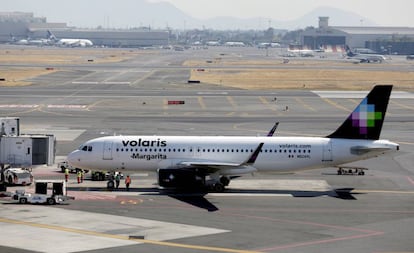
{"left": 150, "top": 0, "right": 413, "bottom": 26}
{"left": 2, "top": 0, "right": 414, "bottom": 29}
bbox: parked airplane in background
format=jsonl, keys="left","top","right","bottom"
{"left": 258, "top": 42, "right": 281, "bottom": 49}
{"left": 345, "top": 45, "right": 386, "bottom": 63}
{"left": 67, "top": 85, "right": 398, "bottom": 192}
{"left": 47, "top": 30, "right": 93, "bottom": 47}
{"left": 206, "top": 41, "right": 220, "bottom": 46}
{"left": 9, "top": 34, "right": 51, "bottom": 46}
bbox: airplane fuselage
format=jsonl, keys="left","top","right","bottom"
{"left": 68, "top": 135, "right": 398, "bottom": 174}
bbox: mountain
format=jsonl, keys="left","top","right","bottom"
{"left": 2, "top": 1, "right": 376, "bottom": 30}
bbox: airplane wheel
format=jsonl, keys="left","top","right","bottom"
{"left": 220, "top": 176, "right": 230, "bottom": 186}
{"left": 213, "top": 183, "right": 225, "bottom": 193}
{"left": 107, "top": 180, "right": 115, "bottom": 190}
{"left": 19, "top": 198, "right": 27, "bottom": 204}
{"left": 47, "top": 198, "right": 56, "bottom": 205}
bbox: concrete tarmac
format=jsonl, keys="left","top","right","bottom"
{"left": 0, "top": 46, "right": 413, "bottom": 253}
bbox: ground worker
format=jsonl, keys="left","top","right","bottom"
{"left": 81, "top": 169, "right": 84, "bottom": 183}
{"left": 115, "top": 173, "right": 120, "bottom": 189}
{"left": 64, "top": 167, "right": 69, "bottom": 182}
{"left": 77, "top": 170, "right": 82, "bottom": 184}
{"left": 125, "top": 175, "right": 131, "bottom": 191}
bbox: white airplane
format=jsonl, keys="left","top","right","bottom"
{"left": 67, "top": 85, "right": 399, "bottom": 192}
{"left": 9, "top": 34, "right": 51, "bottom": 46}
{"left": 345, "top": 45, "right": 386, "bottom": 63}
{"left": 47, "top": 30, "right": 93, "bottom": 47}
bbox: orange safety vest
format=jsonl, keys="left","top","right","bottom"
{"left": 125, "top": 177, "right": 131, "bottom": 184}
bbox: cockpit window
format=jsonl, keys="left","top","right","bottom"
{"left": 80, "top": 145, "right": 93, "bottom": 152}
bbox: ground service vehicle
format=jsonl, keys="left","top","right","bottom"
{"left": 4, "top": 168, "right": 33, "bottom": 186}
{"left": 12, "top": 180, "right": 73, "bottom": 205}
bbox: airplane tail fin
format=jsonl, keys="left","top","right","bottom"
{"left": 47, "top": 30, "right": 57, "bottom": 41}
{"left": 9, "top": 33, "right": 16, "bottom": 42}
{"left": 345, "top": 45, "right": 356, "bottom": 57}
{"left": 327, "top": 85, "right": 392, "bottom": 140}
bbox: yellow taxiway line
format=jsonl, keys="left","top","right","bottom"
{"left": 0, "top": 217, "right": 258, "bottom": 253}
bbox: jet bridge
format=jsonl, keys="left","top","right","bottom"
{"left": 0, "top": 135, "right": 56, "bottom": 167}
{"left": 0, "top": 118, "right": 56, "bottom": 187}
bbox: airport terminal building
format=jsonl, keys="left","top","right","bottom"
{"left": 0, "top": 12, "right": 169, "bottom": 47}
{"left": 301, "top": 17, "right": 414, "bottom": 54}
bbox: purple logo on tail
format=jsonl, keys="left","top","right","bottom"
{"left": 351, "top": 98, "right": 382, "bottom": 134}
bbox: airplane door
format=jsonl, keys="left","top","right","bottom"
{"left": 103, "top": 141, "right": 113, "bottom": 160}
{"left": 191, "top": 147, "right": 201, "bottom": 157}
{"left": 322, "top": 141, "right": 333, "bottom": 162}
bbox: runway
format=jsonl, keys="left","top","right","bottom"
{"left": 1, "top": 46, "right": 414, "bottom": 253}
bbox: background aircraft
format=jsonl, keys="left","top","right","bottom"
{"left": 345, "top": 45, "right": 386, "bottom": 63}
{"left": 9, "top": 34, "right": 51, "bottom": 46}
{"left": 47, "top": 30, "right": 93, "bottom": 47}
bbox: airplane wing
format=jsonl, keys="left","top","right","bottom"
{"left": 175, "top": 143, "right": 264, "bottom": 174}
{"left": 267, "top": 122, "right": 279, "bottom": 136}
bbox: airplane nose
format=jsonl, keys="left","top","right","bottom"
{"left": 67, "top": 150, "right": 81, "bottom": 166}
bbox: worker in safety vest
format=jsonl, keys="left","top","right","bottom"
{"left": 64, "top": 168, "right": 69, "bottom": 182}
{"left": 125, "top": 175, "right": 131, "bottom": 191}
{"left": 115, "top": 173, "right": 121, "bottom": 189}
{"left": 81, "top": 170, "right": 84, "bottom": 183}
{"left": 77, "top": 170, "right": 82, "bottom": 184}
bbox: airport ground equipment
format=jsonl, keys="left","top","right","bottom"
{"left": 12, "top": 179, "right": 74, "bottom": 205}
{"left": 0, "top": 117, "right": 56, "bottom": 191}
{"left": 336, "top": 166, "right": 367, "bottom": 175}
{"left": 4, "top": 167, "right": 33, "bottom": 185}
{"left": 58, "top": 160, "right": 87, "bottom": 173}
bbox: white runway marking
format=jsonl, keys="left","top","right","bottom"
{"left": 313, "top": 90, "right": 414, "bottom": 99}
{"left": 0, "top": 104, "right": 39, "bottom": 108}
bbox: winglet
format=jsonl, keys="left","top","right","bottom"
{"left": 267, "top": 122, "right": 279, "bottom": 137}
{"left": 245, "top": 143, "right": 264, "bottom": 165}
{"left": 327, "top": 85, "right": 392, "bottom": 140}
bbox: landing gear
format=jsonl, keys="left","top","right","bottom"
{"left": 219, "top": 176, "right": 230, "bottom": 186}
{"left": 107, "top": 180, "right": 115, "bottom": 190}
{"left": 212, "top": 183, "right": 225, "bottom": 193}
{"left": 207, "top": 176, "right": 231, "bottom": 192}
